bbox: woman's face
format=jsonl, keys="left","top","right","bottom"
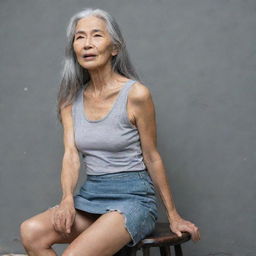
{"left": 73, "top": 16, "right": 118, "bottom": 70}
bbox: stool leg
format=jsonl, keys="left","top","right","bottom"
{"left": 159, "top": 245, "right": 171, "bottom": 256}
{"left": 142, "top": 247, "right": 150, "bottom": 256}
{"left": 129, "top": 247, "right": 138, "bottom": 256}
{"left": 174, "top": 244, "right": 183, "bottom": 256}
{"left": 113, "top": 246, "right": 137, "bottom": 256}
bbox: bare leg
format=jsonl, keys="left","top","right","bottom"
{"left": 20, "top": 206, "right": 101, "bottom": 256}
{"left": 62, "top": 210, "right": 133, "bottom": 256}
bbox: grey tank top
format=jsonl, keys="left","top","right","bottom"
{"left": 72, "top": 79, "right": 146, "bottom": 175}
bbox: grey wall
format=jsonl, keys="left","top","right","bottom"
{"left": 1, "top": 0, "right": 255, "bottom": 255}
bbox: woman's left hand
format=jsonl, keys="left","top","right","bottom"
{"left": 169, "top": 214, "right": 201, "bottom": 242}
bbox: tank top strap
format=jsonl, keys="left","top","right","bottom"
{"left": 73, "top": 87, "right": 85, "bottom": 120}
{"left": 113, "top": 79, "right": 137, "bottom": 124}
{"left": 115, "top": 79, "right": 136, "bottom": 106}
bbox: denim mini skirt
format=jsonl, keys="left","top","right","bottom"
{"left": 73, "top": 169, "right": 158, "bottom": 247}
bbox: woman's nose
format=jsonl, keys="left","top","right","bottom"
{"left": 83, "top": 37, "right": 93, "bottom": 49}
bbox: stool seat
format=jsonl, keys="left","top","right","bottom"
{"left": 114, "top": 222, "right": 191, "bottom": 256}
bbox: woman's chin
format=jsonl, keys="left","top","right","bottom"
{"left": 79, "top": 63, "right": 99, "bottom": 70}
{"left": 79, "top": 61, "right": 108, "bottom": 71}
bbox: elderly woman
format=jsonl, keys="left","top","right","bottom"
{"left": 20, "top": 8, "right": 200, "bottom": 256}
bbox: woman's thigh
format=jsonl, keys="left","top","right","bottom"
{"left": 20, "top": 206, "right": 101, "bottom": 246}
{"left": 63, "top": 211, "right": 132, "bottom": 256}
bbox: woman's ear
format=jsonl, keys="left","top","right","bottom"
{"left": 111, "top": 44, "right": 119, "bottom": 56}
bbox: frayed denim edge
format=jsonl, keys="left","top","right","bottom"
{"left": 106, "top": 208, "right": 136, "bottom": 247}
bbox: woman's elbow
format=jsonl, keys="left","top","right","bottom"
{"left": 143, "top": 150, "right": 162, "bottom": 165}
{"left": 63, "top": 149, "right": 81, "bottom": 167}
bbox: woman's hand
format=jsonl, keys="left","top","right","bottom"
{"left": 52, "top": 196, "right": 76, "bottom": 235}
{"left": 169, "top": 213, "right": 201, "bottom": 242}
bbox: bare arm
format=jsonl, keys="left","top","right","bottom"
{"left": 129, "top": 82, "right": 200, "bottom": 241}
{"left": 53, "top": 103, "right": 80, "bottom": 234}
{"left": 60, "top": 104, "right": 80, "bottom": 201}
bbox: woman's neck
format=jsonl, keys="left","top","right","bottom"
{"left": 87, "top": 66, "right": 124, "bottom": 96}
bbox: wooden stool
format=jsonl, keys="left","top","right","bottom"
{"left": 114, "top": 222, "right": 191, "bottom": 256}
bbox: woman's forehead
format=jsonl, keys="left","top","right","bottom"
{"left": 75, "top": 16, "right": 107, "bottom": 33}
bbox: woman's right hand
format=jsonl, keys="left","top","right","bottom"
{"left": 52, "top": 196, "right": 76, "bottom": 234}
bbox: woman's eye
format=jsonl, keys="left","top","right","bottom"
{"left": 75, "top": 34, "right": 101, "bottom": 40}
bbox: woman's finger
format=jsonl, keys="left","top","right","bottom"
{"left": 51, "top": 206, "right": 59, "bottom": 232}
{"left": 53, "top": 208, "right": 59, "bottom": 230}
{"left": 65, "top": 213, "right": 72, "bottom": 233}
{"left": 180, "top": 222, "right": 200, "bottom": 241}
{"left": 172, "top": 227, "right": 182, "bottom": 237}
{"left": 60, "top": 212, "right": 67, "bottom": 233}
{"left": 177, "top": 225, "right": 197, "bottom": 241}
{"left": 190, "top": 224, "right": 200, "bottom": 241}
{"left": 195, "top": 227, "right": 201, "bottom": 241}
{"left": 53, "top": 213, "right": 59, "bottom": 232}
{"left": 56, "top": 211, "right": 64, "bottom": 233}
{"left": 191, "top": 227, "right": 200, "bottom": 241}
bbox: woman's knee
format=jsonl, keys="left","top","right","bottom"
{"left": 20, "top": 217, "right": 44, "bottom": 247}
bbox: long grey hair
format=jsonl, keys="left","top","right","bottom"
{"left": 56, "top": 8, "right": 142, "bottom": 124}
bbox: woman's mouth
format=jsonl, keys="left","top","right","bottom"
{"left": 83, "top": 54, "right": 97, "bottom": 60}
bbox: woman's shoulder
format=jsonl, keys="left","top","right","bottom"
{"left": 129, "top": 80, "right": 152, "bottom": 105}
